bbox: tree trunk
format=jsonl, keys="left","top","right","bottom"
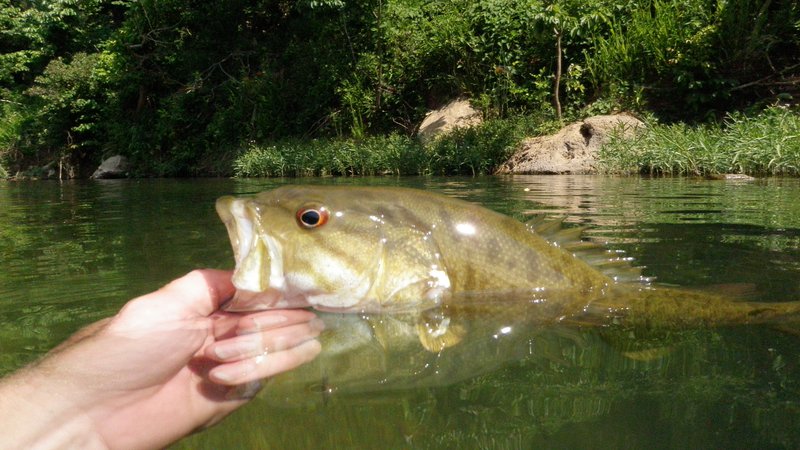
{"left": 553, "top": 28, "right": 563, "bottom": 122}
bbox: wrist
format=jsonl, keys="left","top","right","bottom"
{"left": 0, "top": 367, "right": 108, "bottom": 450}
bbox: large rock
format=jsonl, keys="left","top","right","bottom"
{"left": 495, "top": 114, "right": 644, "bottom": 174}
{"left": 91, "top": 155, "right": 130, "bottom": 179}
{"left": 417, "top": 99, "right": 483, "bottom": 143}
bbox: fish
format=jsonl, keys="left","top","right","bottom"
{"left": 216, "top": 185, "right": 800, "bottom": 352}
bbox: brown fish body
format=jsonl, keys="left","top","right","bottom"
{"left": 217, "top": 185, "right": 800, "bottom": 350}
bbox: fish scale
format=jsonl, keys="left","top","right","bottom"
{"left": 217, "top": 185, "right": 800, "bottom": 351}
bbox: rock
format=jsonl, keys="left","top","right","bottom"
{"left": 417, "top": 99, "right": 483, "bottom": 144}
{"left": 91, "top": 155, "right": 130, "bottom": 179}
{"left": 495, "top": 114, "right": 644, "bottom": 174}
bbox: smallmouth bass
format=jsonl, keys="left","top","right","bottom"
{"left": 216, "top": 185, "right": 800, "bottom": 351}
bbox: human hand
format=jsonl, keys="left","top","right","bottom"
{"left": 0, "top": 269, "right": 322, "bottom": 450}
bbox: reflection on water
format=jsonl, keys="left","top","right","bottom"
{"left": 2, "top": 176, "right": 800, "bottom": 448}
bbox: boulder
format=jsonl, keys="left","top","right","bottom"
{"left": 91, "top": 155, "right": 130, "bottom": 179}
{"left": 495, "top": 114, "right": 644, "bottom": 174}
{"left": 417, "top": 99, "right": 482, "bottom": 143}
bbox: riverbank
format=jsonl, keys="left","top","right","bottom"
{"left": 232, "top": 106, "right": 800, "bottom": 178}
{"left": 232, "top": 114, "right": 554, "bottom": 177}
{"left": 3, "top": 106, "right": 798, "bottom": 180}
{"left": 600, "top": 106, "right": 800, "bottom": 176}
{"left": 3, "top": 1, "right": 798, "bottom": 179}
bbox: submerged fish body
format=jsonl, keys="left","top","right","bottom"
{"left": 217, "top": 186, "right": 606, "bottom": 308}
{"left": 217, "top": 185, "right": 800, "bottom": 351}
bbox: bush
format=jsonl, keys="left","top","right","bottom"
{"left": 599, "top": 107, "right": 800, "bottom": 175}
{"left": 19, "top": 51, "right": 113, "bottom": 175}
{"left": 0, "top": 101, "right": 23, "bottom": 175}
{"left": 588, "top": 0, "right": 800, "bottom": 120}
{"left": 234, "top": 135, "right": 426, "bottom": 177}
{"left": 234, "top": 115, "right": 547, "bottom": 177}
{"left": 3, "top": 0, "right": 799, "bottom": 176}
{"left": 425, "top": 114, "right": 555, "bottom": 175}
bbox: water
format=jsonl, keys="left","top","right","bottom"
{"left": 2, "top": 176, "right": 800, "bottom": 449}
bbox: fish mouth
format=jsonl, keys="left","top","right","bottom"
{"left": 216, "top": 196, "right": 287, "bottom": 310}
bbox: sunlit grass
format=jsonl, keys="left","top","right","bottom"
{"left": 233, "top": 134, "right": 422, "bottom": 177}
{"left": 600, "top": 107, "right": 800, "bottom": 176}
{"left": 235, "top": 107, "right": 800, "bottom": 178}
{"left": 233, "top": 116, "right": 546, "bottom": 177}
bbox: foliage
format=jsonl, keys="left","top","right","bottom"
{"left": 23, "top": 52, "right": 114, "bottom": 173}
{"left": 234, "top": 134, "right": 421, "bottom": 177}
{"left": 234, "top": 115, "right": 542, "bottom": 177}
{"left": 599, "top": 107, "right": 800, "bottom": 176}
{"left": 424, "top": 114, "right": 556, "bottom": 175}
{"left": 587, "top": 0, "right": 800, "bottom": 120}
{"left": 0, "top": 0, "right": 129, "bottom": 175}
{"left": 0, "top": 0, "right": 798, "bottom": 177}
{"left": 0, "top": 101, "right": 23, "bottom": 176}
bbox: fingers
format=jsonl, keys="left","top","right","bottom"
{"left": 205, "top": 310, "right": 324, "bottom": 385}
{"left": 210, "top": 309, "right": 318, "bottom": 340}
{"left": 159, "top": 269, "right": 236, "bottom": 317}
{"left": 113, "top": 270, "right": 236, "bottom": 331}
{"left": 208, "top": 322, "right": 321, "bottom": 361}
{"left": 208, "top": 339, "right": 322, "bottom": 385}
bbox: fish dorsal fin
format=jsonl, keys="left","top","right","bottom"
{"left": 525, "top": 215, "right": 583, "bottom": 247}
{"left": 525, "top": 215, "right": 651, "bottom": 285}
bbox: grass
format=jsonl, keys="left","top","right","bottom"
{"left": 599, "top": 107, "right": 800, "bottom": 176}
{"left": 233, "top": 134, "right": 423, "bottom": 177}
{"left": 200, "top": 106, "right": 800, "bottom": 179}
{"left": 233, "top": 115, "right": 549, "bottom": 177}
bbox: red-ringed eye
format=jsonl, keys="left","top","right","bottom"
{"left": 296, "top": 206, "right": 329, "bottom": 229}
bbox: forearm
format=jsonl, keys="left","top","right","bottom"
{"left": 0, "top": 363, "right": 107, "bottom": 449}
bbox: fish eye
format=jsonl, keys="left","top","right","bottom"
{"left": 296, "top": 206, "right": 330, "bottom": 229}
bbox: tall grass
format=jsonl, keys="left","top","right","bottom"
{"left": 233, "top": 116, "right": 547, "bottom": 177}
{"left": 600, "top": 107, "right": 800, "bottom": 176}
{"left": 236, "top": 108, "right": 800, "bottom": 178}
{"left": 233, "top": 135, "right": 423, "bottom": 177}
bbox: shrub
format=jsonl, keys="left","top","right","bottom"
{"left": 233, "top": 115, "right": 551, "bottom": 177}
{"left": 599, "top": 107, "right": 800, "bottom": 175}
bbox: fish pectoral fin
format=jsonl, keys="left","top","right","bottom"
{"left": 366, "top": 317, "right": 391, "bottom": 351}
{"left": 415, "top": 311, "right": 466, "bottom": 352}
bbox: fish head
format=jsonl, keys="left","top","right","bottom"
{"left": 216, "top": 186, "right": 451, "bottom": 312}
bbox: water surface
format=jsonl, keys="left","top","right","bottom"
{"left": 2, "top": 176, "right": 800, "bottom": 449}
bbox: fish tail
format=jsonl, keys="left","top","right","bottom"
{"left": 585, "top": 286, "right": 800, "bottom": 329}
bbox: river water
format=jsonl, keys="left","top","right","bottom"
{"left": 2, "top": 175, "right": 800, "bottom": 448}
